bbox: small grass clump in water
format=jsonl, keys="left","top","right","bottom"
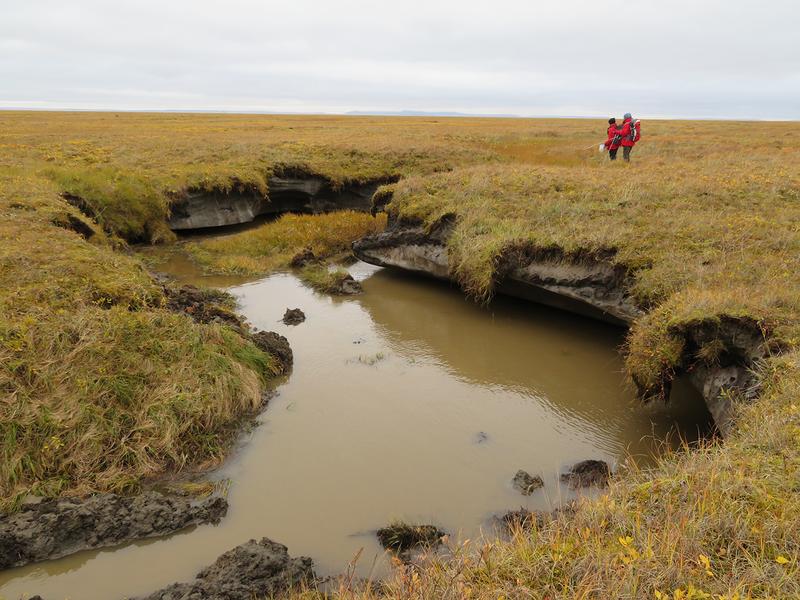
{"left": 376, "top": 522, "right": 445, "bottom": 553}
{"left": 187, "top": 211, "right": 387, "bottom": 276}
{"left": 298, "top": 264, "right": 362, "bottom": 295}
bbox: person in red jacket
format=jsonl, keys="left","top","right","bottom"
{"left": 604, "top": 117, "right": 622, "bottom": 160}
{"left": 616, "top": 113, "right": 641, "bottom": 162}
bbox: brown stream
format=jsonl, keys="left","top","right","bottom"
{"left": 0, "top": 255, "right": 711, "bottom": 600}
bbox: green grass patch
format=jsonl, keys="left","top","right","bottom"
{"left": 298, "top": 264, "right": 359, "bottom": 295}
{"left": 187, "top": 211, "right": 386, "bottom": 275}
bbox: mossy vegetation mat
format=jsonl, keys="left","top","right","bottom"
{"left": 186, "top": 211, "right": 386, "bottom": 276}
{"left": 1, "top": 112, "right": 799, "bottom": 596}
{"left": 0, "top": 173, "right": 278, "bottom": 511}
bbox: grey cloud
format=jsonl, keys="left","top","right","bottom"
{"left": 1, "top": 0, "right": 798, "bottom": 118}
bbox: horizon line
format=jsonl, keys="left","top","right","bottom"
{"left": 0, "top": 106, "right": 797, "bottom": 122}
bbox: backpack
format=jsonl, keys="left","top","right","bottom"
{"left": 609, "top": 125, "right": 622, "bottom": 146}
{"left": 632, "top": 120, "right": 641, "bottom": 143}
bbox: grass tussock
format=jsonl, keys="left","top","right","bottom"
{"left": 376, "top": 522, "right": 445, "bottom": 554}
{"left": 298, "top": 264, "right": 360, "bottom": 295}
{"left": 0, "top": 172, "right": 277, "bottom": 511}
{"left": 188, "top": 211, "right": 386, "bottom": 275}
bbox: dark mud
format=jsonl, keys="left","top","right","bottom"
{"left": 511, "top": 470, "right": 544, "bottom": 496}
{"left": 376, "top": 524, "right": 446, "bottom": 555}
{"left": 283, "top": 308, "right": 306, "bottom": 325}
{"left": 0, "top": 493, "right": 227, "bottom": 570}
{"left": 140, "top": 537, "right": 314, "bottom": 600}
{"left": 163, "top": 283, "right": 294, "bottom": 373}
{"left": 560, "top": 460, "right": 612, "bottom": 489}
{"left": 164, "top": 284, "right": 243, "bottom": 328}
{"left": 252, "top": 330, "right": 293, "bottom": 371}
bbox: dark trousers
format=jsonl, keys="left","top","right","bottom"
{"left": 623, "top": 146, "right": 632, "bottom": 161}
{"left": 609, "top": 148, "right": 618, "bottom": 160}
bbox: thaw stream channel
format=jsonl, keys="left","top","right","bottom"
{"left": 0, "top": 257, "right": 711, "bottom": 600}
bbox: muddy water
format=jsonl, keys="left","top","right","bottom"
{"left": 0, "top": 258, "right": 710, "bottom": 600}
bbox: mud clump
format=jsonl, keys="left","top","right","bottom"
{"left": 498, "top": 503, "right": 577, "bottom": 533}
{"left": 499, "top": 509, "right": 543, "bottom": 532}
{"left": 290, "top": 248, "right": 317, "bottom": 268}
{"left": 282, "top": 308, "right": 306, "bottom": 325}
{"left": 512, "top": 470, "right": 544, "bottom": 496}
{"left": 330, "top": 272, "right": 363, "bottom": 295}
{"left": 376, "top": 523, "right": 445, "bottom": 554}
{"left": 141, "top": 537, "right": 314, "bottom": 600}
{"left": 300, "top": 265, "right": 363, "bottom": 295}
{"left": 164, "top": 284, "right": 243, "bottom": 328}
{"left": 252, "top": 330, "right": 293, "bottom": 372}
{"left": 0, "top": 492, "right": 227, "bottom": 569}
{"left": 560, "top": 460, "right": 612, "bottom": 488}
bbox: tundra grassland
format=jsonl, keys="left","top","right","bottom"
{"left": 1, "top": 112, "right": 799, "bottom": 597}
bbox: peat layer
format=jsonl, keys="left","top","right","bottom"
{"left": 140, "top": 537, "right": 314, "bottom": 600}
{"left": 168, "top": 173, "right": 388, "bottom": 230}
{"left": 0, "top": 493, "right": 227, "bottom": 570}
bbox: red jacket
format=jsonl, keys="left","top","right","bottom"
{"left": 605, "top": 124, "right": 622, "bottom": 150}
{"left": 616, "top": 118, "right": 641, "bottom": 147}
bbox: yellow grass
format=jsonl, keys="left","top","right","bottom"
{"left": 0, "top": 170, "right": 277, "bottom": 510}
{"left": 0, "top": 111, "right": 798, "bottom": 596}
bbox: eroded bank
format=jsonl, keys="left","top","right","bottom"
{"left": 354, "top": 215, "right": 768, "bottom": 435}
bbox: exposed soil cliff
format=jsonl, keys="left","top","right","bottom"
{"left": 354, "top": 219, "right": 766, "bottom": 434}
{"left": 353, "top": 220, "right": 640, "bottom": 325}
{"left": 168, "top": 174, "right": 386, "bottom": 230}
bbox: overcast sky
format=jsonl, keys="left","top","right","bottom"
{"left": 1, "top": 0, "right": 798, "bottom": 119}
